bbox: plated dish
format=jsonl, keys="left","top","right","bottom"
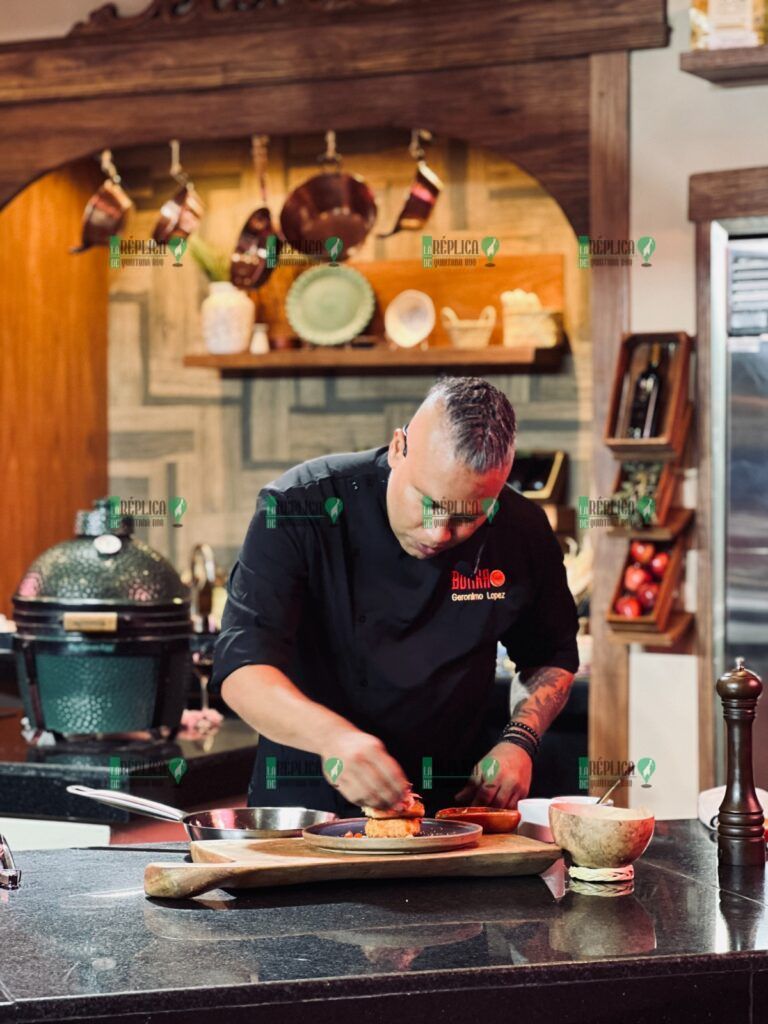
{"left": 302, "top": 817, "right": 482, "bottom": 855}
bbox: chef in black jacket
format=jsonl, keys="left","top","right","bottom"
{"left": 211, "top": 377, "right": 578, "bottom": 816}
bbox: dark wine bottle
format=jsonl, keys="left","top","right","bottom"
{"left": 626, "top": 344, "right": 663, "bottom": 439}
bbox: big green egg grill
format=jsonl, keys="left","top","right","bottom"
{"left": 12, "top": 500, "right": 191, "bottom": 739}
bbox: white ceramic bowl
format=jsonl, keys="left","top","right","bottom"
{"left": 384, "top": 290, "right": 435, "bottom": 348}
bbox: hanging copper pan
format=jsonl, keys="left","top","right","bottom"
{"left": 280, "top": 131, "right": 377, "bottom": 262}
{"left": 231, "top": 134, "right": 282, "bottom": 290}
{"left": 70, "top": 150, "right": 132, "bottom": 254}
{"left": 153, "top": 140, "right": 204, "bottom": 244}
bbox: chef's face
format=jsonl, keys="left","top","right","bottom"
{"left": 386, "top": 402, "right": 512, "bottom": 560}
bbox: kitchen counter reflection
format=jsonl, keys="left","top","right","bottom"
{"left": 1, "top": 821, "right": 767, "bottom": 1022}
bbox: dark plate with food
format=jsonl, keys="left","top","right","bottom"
{"left": 302, "top": 817, "right": 482, "bottom": 855}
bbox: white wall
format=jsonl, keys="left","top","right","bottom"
{"left": 0, "top": 0, "right": 146, "bottom": 42}
{"left": 631, "top": 0, "right": 768, "bottom": 334}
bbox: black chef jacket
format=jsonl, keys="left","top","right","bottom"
{"left": 211, "top": 447, "right": 579, "bottom": 815}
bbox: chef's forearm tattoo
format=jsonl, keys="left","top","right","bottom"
{"left": 510, "top": 666, "right": 575, "bottom": 737}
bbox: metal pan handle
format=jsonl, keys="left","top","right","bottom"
{"left": 66, "top": 785, "right": 186, "bottom": 823}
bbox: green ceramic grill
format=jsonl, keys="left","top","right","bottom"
{"left": 12, "top": 499, "right": 191, "bottom": 739}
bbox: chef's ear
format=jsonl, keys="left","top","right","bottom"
{"left": 388, "top": 423, "right": 408, "bottom": 466}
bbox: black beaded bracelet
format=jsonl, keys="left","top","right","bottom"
{"left": 498, "top": 732, "right": 537, "bottom": 760}
{"left": 508, "top": 720, "right": 542, "bottom": 746}
{"left": 499, "top": 723, "right": 540, "bottom": 756}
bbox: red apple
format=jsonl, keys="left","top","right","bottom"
{"left": 630, "top": 540, "right": 656, "bottom": 565}
{"left": 615, "top": 594, "right": 642, "bottom": 618}
{"left": 624, "top": 564, "right": 652, "bottom": 593}
{"left": 637, "top": 581, "right": 659, "bottom": 612}
{"left": 650, "top": 551, "right": 670, "bottom": 579}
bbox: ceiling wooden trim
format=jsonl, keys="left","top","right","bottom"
{"left": 0, "top": 0, "right": 668, "bottom": 105}
{"left": 689, "top": 166, "right": 768, "bottom": 223}
{"left": 0, "top": 0, "right": 669, "bottom": 231}
{"left": 0, "top": 56, "right": 592, "bottom": 229}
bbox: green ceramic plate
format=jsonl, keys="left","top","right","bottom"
{"left": 286, "top": 264, "right": 375, "bottom": 346}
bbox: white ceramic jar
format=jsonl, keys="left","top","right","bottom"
{"left": 201, "top": 281, "right": 254, "bottom": 354}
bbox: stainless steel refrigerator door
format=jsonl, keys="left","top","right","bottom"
{"left": 725, "top": 336, "right": 768, "bottom": 787}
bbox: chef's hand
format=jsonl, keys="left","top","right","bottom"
{"left": 454, "top": 742, "right": 532, "bottom": 809}
{"left": 320, "top": 727, "right": 410, "bottom": 810}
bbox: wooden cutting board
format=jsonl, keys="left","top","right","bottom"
{"left": 144, "top": 834, "right": 561, "bottom": 899}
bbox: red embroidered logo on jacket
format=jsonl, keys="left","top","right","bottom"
{"left": 451, "top": 568, "right": 505, "bottom": 590}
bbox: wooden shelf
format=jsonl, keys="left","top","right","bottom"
{"left": 183, "top": 344, "right": 566, "bottom": 378}
{"left": 607, "top": 611, "right": 695, "bottom": 648}
{"left": 681, "top": 47, "right": 768, "bottom": 86}
{"left": 608, "top": 507, "right": 694, "bottom": 541}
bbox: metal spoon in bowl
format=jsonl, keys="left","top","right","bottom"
{"left": 597, "top": 762, "right": 635, "bottom": 805}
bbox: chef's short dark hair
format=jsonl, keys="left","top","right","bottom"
{"left": 425, "top": 376, "right": 516, "bottom": 472}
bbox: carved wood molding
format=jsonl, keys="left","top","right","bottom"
{"left": 70, "top": 0, "right": 418, "bottom": 35}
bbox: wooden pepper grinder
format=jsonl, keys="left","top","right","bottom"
{"left": 716, "top": 657, "right": 766, "bottom": 866}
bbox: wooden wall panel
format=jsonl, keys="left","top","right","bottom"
{"left": 0, "top": 0, "right": 669, "bottom": 104}
{"left": 0, "top": 162, "right": 108, "bottom": 616}
{"left": 587, "top": 52, "right": 631, "bottom": 803}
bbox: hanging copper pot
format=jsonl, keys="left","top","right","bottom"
{"left": 231, "top": 134, "right": 282, "bottom": 290}
{"left": 280, "top": 131, "right": 377, "bottom": 262}
{"left": 70, "top": 150, "right": 132, "bottom": 254}
{"left": 378, "top": 129, "right": 443, "bottom": 238}
{"left": 153, "top": 139, "right": 204, "bottom": 244}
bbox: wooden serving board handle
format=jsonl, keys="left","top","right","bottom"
{"left": 144, "top": 835, "right": 561, "bottom": 899}
{"left": 145, "top": 862, "right": 277, "bottom": 899}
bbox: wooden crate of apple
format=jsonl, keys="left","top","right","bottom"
{"left": 606, "top": 537, "right": 684, "bottom": 633}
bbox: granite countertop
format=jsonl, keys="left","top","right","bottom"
{"left": 1, "top": 820, "right": 767, "bottom": 1023}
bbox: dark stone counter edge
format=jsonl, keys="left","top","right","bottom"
{"left": 7, "top": 951, "right": 768, "bottom": 1023}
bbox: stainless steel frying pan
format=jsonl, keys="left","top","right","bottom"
{"left": 67, "top": 785, "right": 336, "bottom": 840}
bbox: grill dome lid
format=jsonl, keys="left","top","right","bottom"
{"left": 13, "top": 499, "right": 189, "bottom": 607}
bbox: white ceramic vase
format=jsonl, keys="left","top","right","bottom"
{"left": 201, "top": 281, "right": 254, "bottom": 355}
